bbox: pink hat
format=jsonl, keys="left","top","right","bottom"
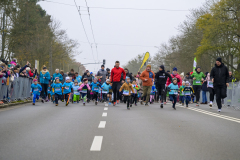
{"left": 33, "top": 79, "right": 38, "bottom": 82}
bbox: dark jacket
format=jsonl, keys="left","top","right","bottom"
{"left": 155, "top": 70, "right": 172, "bottom": 86}
{"left": 121, "top": 69, "right": 132, "bottom": 81}
{"left": 97, "top": 69, "right": 107, "bottom": 84}
{"left": 201, "top": 77, "right": 208, "bottom": 91}
{"left": 210, "top": 63, "right": 229, "bottom": 86}
{"left": 61, "top": 73, "right": 68, "bottom": 84}
{"left": 68, "top": 72, "right": 75, "bottom": 80}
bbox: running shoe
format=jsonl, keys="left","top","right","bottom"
{"left": 218, "top": 109, "right": 221, "bottom": 112}
{"left": 186, "top": 105, "right": 188, "bottom": 108}
{"left": 135, "top": 104, "right": 137, "bottom": 106}
{"left": 164, "top": 102, "right": 166, "bottom": 105}
{"left": 113, "top": 102, "right": 116, "bottom": 106}
{"left": 83, "top": 103, "right": 85, "bottom": 106}
{"left": 196, "top": 102, "right": 199, "bottom": 106}
{"left": 95, "top": 101, "right": 98, "bottom": 105}
{"left": 127, "top": 107, "right": 130, "bottom": 110}
{"left": 66, "top": 102, "right": 69, "bottom": 106}
{"left": 160, "top": 104, "right": 163, "bottom": 108}
{"left": 56, "top": 104, "right": 58, "bottom": 106}
{"left": 130, "top": 104, "right": 132, "bottom": 107}
{"left": 33, "top": 103, "right": 35, "bottom": 105}
{"left": 117, "top": 100, "right": 119, "bottom": 104}
{"left": 41, "top": 99, "right": 44, "bottom": 103}
{"left": 145, "top": 103, "right": 149, "bottom": 106}
{"left": 209, "top": 102, "right": 212, "bottom": 109}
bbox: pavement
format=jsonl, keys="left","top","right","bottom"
{"left": 0, "top": 100, "right": 240, "bottom": 160}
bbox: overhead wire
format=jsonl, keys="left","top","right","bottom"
{"left": 40, "top": 0, "right": 189, "bottom": 11}
{"left": 73, "top": 0, "right": 95, "bottom": 61}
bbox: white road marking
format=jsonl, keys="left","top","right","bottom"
{"left": 90, "top": 136, "right": 103, "bottom": 151}
{"left": 104, "top": 107, "right": 108, "bottom": 110}
{"left": 98, "top": 121, "right": 106, "bottom": 128}
{"left": 102, "top": 112, "right": 107, "bottom": 117}
{"left": 175, "top": 104, "right": 240, "bottom": 123}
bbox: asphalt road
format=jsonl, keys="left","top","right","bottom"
{"left": 0, "top": 101, "right": 240, "bottom": 160}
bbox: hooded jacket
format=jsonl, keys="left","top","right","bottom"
{"left": 97, "top": 69, "right": 107, "bottom": 84}
{"left": 166, "top": 73, "right": 182, "bottom": 87}
{"left": 119, "top": 82, "right": 134, "bottom": 96}
{"left": 40, "top": 70, "right": 51, "bottom": 84}
{"left": 155, "top": 70, "right": 172, "bottom": 86}
{"left": 140, "top": 65, "right": 155, "bottom": 87}
{"left": 210, "top": 63, "right": 229, "bottom": 86}
{"left": 52, "top": 73, "right": 63, "bottom": 82}
{"left": 121, "top": 69, "right": 133, "bottom": 81}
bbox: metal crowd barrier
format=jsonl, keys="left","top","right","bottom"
{"left": 199, "top": 82, "right": 240, "bottom": 110}
{"left": 0, "top": 77, "right": 33, "bottom": 102}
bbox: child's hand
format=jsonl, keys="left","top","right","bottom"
{"left": 65, "top": 87, "right": 67, "bottom": 89}
{"left": 39, "top": 91, "right": 41, "bottom": 93}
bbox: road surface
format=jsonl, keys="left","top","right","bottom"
{"left": 1, "top": 101, "right": 240, "bottom": 160}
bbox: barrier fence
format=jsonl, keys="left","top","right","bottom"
{"left": 0, "top": 77, "right": 32, "bottom": 102}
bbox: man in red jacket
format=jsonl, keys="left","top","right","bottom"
{"left": 166, "top": 67, "right": 182, "bottom": 87}
{"left": 111, "top": 61, "right": 126, "bottom": 106}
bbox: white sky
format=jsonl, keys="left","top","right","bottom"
{"left": 38, "top": 0, "right": 206, "bottom": 73}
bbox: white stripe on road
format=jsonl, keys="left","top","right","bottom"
{"left": 102, "top": 112, "right": 107, "bottom": 117}
{"left": 175, "top": 104, "right": 240, "bottom": 123}
{"left": 104, "top": 107, "right": 108, "bottom": 110}
{"left": 90, "top": 136, "right": 103, "bottom": 151}
{"left": 98, "top": 121, "right": 106, "bottom": 128}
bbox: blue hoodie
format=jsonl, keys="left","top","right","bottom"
{"left": 63, "top": 82, "right": 72, "bottom": 94}
{"left": 75, "top": 75, "right": 82, "bottom": 83}
{"left": 52, "top": 73, "right": 63, "bottom": 82}
{"left": 91, "top": 82, "right": 100, "bottom": 93}
{"left": 52, "top": 83, "right": 63, "bottom": 95}
{"left": 101, "top": 82, "right": 112, "bottom": 93}
{"left": 31, "top": 84, "right": 42, "bottom": 96}
{"left": 150, "top": 85, "right": 156, "bottom": 95}
{"left": 168, "top": 83, "right": 179, "bottom": 95}
{"left": 40, "top": 71, "right": 51, "bottom": 84}
{"left": 72, "top": 85, "right": 80, "bottom": 95}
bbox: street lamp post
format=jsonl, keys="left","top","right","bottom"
{"left": 1, "top": 8, "right": 5, "bottom": 59}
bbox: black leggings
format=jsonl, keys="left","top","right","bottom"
{"left": 208, "top": 87, "right": 215, "bottom": 102}
{"left": 124, "top": 96, "right": 130, "bottom": 107}
{"left": 157, "top": 84, "right": 166, "bottom": 103}
{"left": 41, "top": 83, "right": 48, "bottom": 99}
{"left": 93, "top": 92, "right": 98, "bottom": 101}
{"left": 193, "top": 85, "right": 201, "bottom": 102}
{"left": 131, "top": 94, "right": 138, "bottom": 104}
{"left": 112, "top": 82, "right": 121, "bottom": 102}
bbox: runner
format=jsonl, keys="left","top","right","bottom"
{"left": 62, "top": 77, "right": 73, "bottom": 106}
{"left": 167, "top": 78, "right": 179, "bottom": 110}
{"left": 40, "top": 65, "right": 51, "bottom": 102}
{"left": 119, "top": 77, "right": 134, "bottom": 110}
{"left": 191, "top": 67, "right": 205, "bottom": 106}
{"left": 140, "top": 65, "right": 155, "bottom": 106}
{"left": 52, "top": 78, "right": 63, "bottom": 106}
{"left": 124, "top": 68, "right": 133, "bottom": 81}
{"left": 52, "top": 69, "right": 63, "bottom": 82}
{"left": 205, "top": 72, "right": 214, "bottom": 108}
{"left": 31, "top": 79, "right": 42, "bottom": 105}
{"left": 166, "top": 67, "right": 182, "bottom": 87}
{"left": 111, "top": 61, "right": 126, "bottom": 106}
{"left": 155, "top": 65, "right": 172, "bottom": 108}
{"left": 78, "top": 78, "right": 91, "bottom": 106}
{"left": 97, "top": 65, "right": 107, "bottom": 84}
{"left": 210, "top": 57, "right": 229, "bottom": 112}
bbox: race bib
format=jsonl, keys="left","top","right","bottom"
{"left": 65, "top": 86, "right": 69, "bottom": 90}
{"left": 74, "top": 89, "right": 78, "bottom": 94}
{"left": 123, "top": 90, "right": 129, "bottom": 95}
{"left": 102, "top": 90, "right": 108, "bottom": 94}
{"left": 94, "top": 87, "right": 98, "bottom": 91}
{"left": 196, "top": 81, "right": 201, "bottom": 84}
{"left": 174, "top": 90, "right": 178, "bottom": 95}
{"left": 55, "top": 87, "right": 60, "bottom": 91}
{"left": 82, "top": 89, "right": 87, "bottom": 93}
{"left": 184, "top": 91, "right": 191, "bottom": 95}
{"left": 208, "top": 81, "right": 213, "bottom": 88}
{"left": 34, "top": 88, "right": 38, "bottom": 91}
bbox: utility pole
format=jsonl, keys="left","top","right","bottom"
{"left": 1, "top": 9, "right": 5, "bottom": 59}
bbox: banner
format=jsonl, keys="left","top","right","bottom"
{"left": 35, "top": 60, "right": 39, "bottom": 74}
{"left": 139, "top": 52, "right": 150, "bottom": 72}
{"left": 193, "top": 57, "right": 197, "bottom": 71}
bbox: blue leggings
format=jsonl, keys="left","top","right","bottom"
{"left": 169, "top": 95, "right": 177, "bottom": 108}
{"left": 185, "top": 95, "right": 191, "bottom": 105}
{"left": 33, "top": 94, "right": 40, "bottom": 103}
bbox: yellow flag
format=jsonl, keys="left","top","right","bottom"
{"left": 139, "top": 52, "right": 150, "bottom": 72}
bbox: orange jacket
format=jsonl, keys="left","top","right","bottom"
{"left": 119, "top": 82, "right": 134, "bottom": 96}
{"left": 140, "top": 70, "right": 155, "bottom": 86}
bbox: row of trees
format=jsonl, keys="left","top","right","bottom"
{"left": 124, "top": 0, "right": 240, "bottom": 79}
{"left": 0, "top": 0, "right": 85, "bottom": 75}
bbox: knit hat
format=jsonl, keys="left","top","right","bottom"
{"left": 182, "top": 81, "right": 186, "bottom": 84}
{"left": 90, "top": 72, "right": 93, "bottom": 74}
{"left": 106, "top": 79, "right": 110, "bottom": 82}
{"left": 216, "top": 57, "right": 222, "bottom": 63}
{"left": 66, "top": 77, "right": 70, "bottom": 81}
{"left": 173, "top": 67, "right": 177, "bottom": 71}
{"left": 185, "top": 81, "right": 189, "bottom": 84}
{"left": 33, "top": 79, "right": 38, "bottom": 82}
{"left": 83, "top": 78, "right": 88, "bottom": 82}
{"left": 172, "top": 77, "right": 177, "bottom": 81}
{"left": 146, "top": 64, "right": 151, "bottom": 69}
{"left": 26, "top": 67, "right": 30, "bottom": 71}
{"left": 159, "top": 65, "right": 165, "bottom": 70}
{"left": 55, "top": 77, "right": 59, "bottom": 80}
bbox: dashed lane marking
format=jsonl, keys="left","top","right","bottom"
{"left": 104, "top": 107, "right": 108, "bottom": 110}
{"left": 90, "top": 136, "right": 103, "bottom": 151}
{"left": 102, "top": 112, "right": 107, "bottom": 117}
{"left": 98, "top": 121, "right": 106, "bottom": 128}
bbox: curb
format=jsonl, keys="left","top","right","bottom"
{"left": 0, "top": 100, "right": 33, "bottom": 109}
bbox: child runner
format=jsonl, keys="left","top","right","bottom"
{"left": 52, "top": 78, "right": 63, "bottom": 106}
{"left": 91, "top": 78, "right": 101, "bottom": 105}
{"left": 47, "top": 84, "right": 51, "bottom": 102}
{"left": 179, "top": 81, "right": 186, "bottom": 106}
{"left": 101, "top": 79, "right": 112, "bottom": 104}
{"left": 73, "top": 80, "right": 80, "bottom": 103}
{"left": 78, "top": 78, "right": 91, "bottom": 106}
{"left": 183, "top": 81, "right": 194, "bottom": 108}
{"left": 62, "top": 77, "right": 73, "bottom": 106}
{"left": 119, "top": 77, "right": 134, "bottom": 110}
{"left": 131, "top": 79, "right": 139, "bottom": 106}
{"left": 150, "top": 83, "right": 156, "bottom": 104}
{"left": 168, "top": 78, "right": 179, "bottom": 110}
{"left": 31, "top": 79, "right": 42, "bottom": 105}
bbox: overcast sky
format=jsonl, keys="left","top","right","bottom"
{"left": 38, "top": 0, "right": 206, "bottom": 73}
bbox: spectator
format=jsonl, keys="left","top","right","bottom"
{"left": 229, "top": 71, "right": 236, "bottom": 82}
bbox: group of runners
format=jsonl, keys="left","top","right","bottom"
{"left": 31, "top": 57, "right": 230, "bottom": 112}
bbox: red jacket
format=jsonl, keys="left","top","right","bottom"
{"left": 166, "top": 73, "right": 182, "bottom": 87}
{"left": 111, "top": 67, "right": 126, "bottom": 82}
{"left": 28, "top": 70, "right": 34, "bottom": 77}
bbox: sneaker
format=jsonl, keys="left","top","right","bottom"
{"left": 160, "top": 104, "right": 163, "bottom": 108}
{"left": 135, "top": 104, "right": 137, "bottom": 106}
{"left": 145, "top": 103, "right": 149, "bottom": 106}
{"left": 113, "top": 102, "right": 116, "bottom": 106}
{"left": 164, "top": 102, "right": 166, "bottom": 105}
{"left": 62, "top": 100, "right": 64, "bottom": 102}
{"left": 182, "top": 103, "right": 184, "bottom": 106}
{"left": 56, "top": 104, "right": 58, "bottom": 106}
{"left": 127, "top": 107, "right": 130, "bottom": 110}
{"left": 41, "top": 99, "right": 44, "bottom": 103}
{"left": 196, "top": 102, "right": 199, "bottom": 106}
{"left": 117, "top": 100, "right": 120, "bottom": 104}
{"left": 66, "top": 102, "right": 69, "bottom": 106}
{"left": 109, "top": 102, "right": 112, "bottom": 105}
{"left": 218, "top": 109, "right": 221, "bottom": 112}
{"left": 186, "top": 105, "right": 188, "bottom": 108}
{"left": 95, "top": 101, "right": 98, "bottom": 105}
{"left": 33, "top": 103, "right": 35, "bottom": 105}
{"left": 77, "top": 101, "right": 79, "bottom": 103}
{"left": 140, "top": 101, "right": 143, "bottom": 105}
{"left": 83, "top": 103, "right": 85, "bottom": 106}
{"left": 209, "top": 103, "right": 212, "bottom": 109}
{"left": 130, "top": 104, "right": 132, "bottom": 107}
{"left": 173, "top": 107, "right": 176, "bottom": 110}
